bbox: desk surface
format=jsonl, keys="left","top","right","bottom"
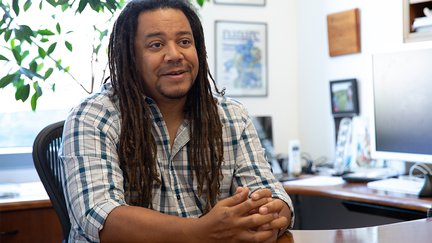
{"left": 283, "top": 175, "right": 432, "bottom": 212}
{"left": 0, "top": 181, "right": 51, "bottom": 211}
{"left": 279, "top": 218, "right": 432, "bottom": 243}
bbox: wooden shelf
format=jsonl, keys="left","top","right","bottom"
{"left": 403, "top": 0, "right": 432, "bottom": 42}
{"left": 410, "top": 0, "right": 431, "bottom": 4}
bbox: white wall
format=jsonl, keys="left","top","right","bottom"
{"left": 199, "top": 0, "right": 432, "bottom": 162}
{"left": 198, "top": 1, "right": 299, "bottom": 155}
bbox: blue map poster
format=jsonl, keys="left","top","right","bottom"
{"left": 215, "top": 21, "right": 267, "bottom": 96}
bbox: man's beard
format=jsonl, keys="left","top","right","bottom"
{"left": 156, "top": 83, "right": 191, "bottom": 100}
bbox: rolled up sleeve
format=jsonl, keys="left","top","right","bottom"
{"left": 60, "top": 99, "right": 126, "bottom": 242}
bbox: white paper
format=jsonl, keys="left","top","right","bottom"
{"left": 283, "top": 176, "right": 346, "bottom": 186}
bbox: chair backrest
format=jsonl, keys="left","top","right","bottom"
{"left": 32, "top": 120, "right": 70, "bottom": 242}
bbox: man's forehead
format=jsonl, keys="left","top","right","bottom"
{"left": 136, "top": 9, "right": 193, "bottom": 36}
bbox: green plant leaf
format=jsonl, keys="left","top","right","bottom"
{"left": 4, "top": 29, "right": 12, "bottom": 42}
{"left": 65, "top": 41, "right": 73, "bottom": 51}
{"left": 0, "top": 73, "right": 18, "bottom": 88}
{"left": 21, "top": 50, "right": 30, "bottom": 61}
{"left": 38, "top": 47, "right": 47, "bottom": 58}
{"left": 13, "top": 76, "right": 24, "bottom": 87}
{"left": 40, "top": 37, "right": 49, "bottom": 43}
{"left": 95, "top": 44, "right": 101, "bottom": 54}
{"left": 0, "top": 54, "right": 9, "bottom": 61}
{"left": 99, "top": 30, "right": 108, "bottom": 40}
{"left": 15, "top": 83, "right": 31, "bottom": 102}
{"left": 46, "top": 0, "right": 56, "bottom": 7}
{"left": 44, "top": 68, "right": 54, "bottom": 79}
{"left": 106, "top": 0, "right": 117, "bottom": 11}
{"left": 47, "top": 42, "right": 57, "bottom": 55}
{"left": 197, "top": 0, "right": 205, "bottom": 7}
{"left": 31, "top": 93, "right": 38, "bottom": 110}
{"left": 37, "top": 62, "right": 44, "bottom": 72}
{"left": 56, "top": 23, "right": 61, "bottom": 34}
{"left": 15, "top": 25, "right": 35, "bottom": 43}
{"left": 77, "top": 0, "right": 89, "bottom": 13}
{"left": 37, "top": 29, "right": 55, "bottom": 36}
{"left": 12, "top": 48, "right": 22, "bottom": 65}
{"left": 24, "top": 0, "right": 32, "bottom": 11}
{"left": 89, "top": 0, "right": 102, "bottom": 12}
{"left": 29, "top": 61, "right": 38, "bottom": 73}
{"left": 10, "top": 40, "right": 19, "bottom": 50}
{"left": 61, "top": 3, "right": 69, "bottom": 11}
{"left": 58, "top": 0, "right": 69, "bottom": 5}
{"left": 12, "top": 0, "right": 20, "bottom": 16}
{"left": 31, "top": 81, "right": 43, "bottom": 110}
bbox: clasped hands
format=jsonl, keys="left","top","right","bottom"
{"left": 193, "top": 187, "right": 289, "bottom": 243}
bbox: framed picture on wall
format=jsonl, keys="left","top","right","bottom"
{"left": 329, "top": 78, "right": 360, "bottom": 117}
{"left": 214, "top": 0, "right": 266, "bottom": 6}
{"left": 327, "top": 8, "right": 361, "bottom": 57}
{"left": 215, "top": 21, "right": 268, "bottom": 97}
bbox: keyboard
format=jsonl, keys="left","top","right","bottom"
{"left": 367, "top": 178, "right": 425, "bottom": 195}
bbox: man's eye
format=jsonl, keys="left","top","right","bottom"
{"left": 149, "top": 42, "right": 162, "bottom": 48}
{"left": 179, "top": 39, "right": 192, "bottom": 46}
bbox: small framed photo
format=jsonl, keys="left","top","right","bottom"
{"left": 214, "top": 0, "right": 266, "bottom": 6}
{"left": 330, "top": 79, "right": 360, "bottom": 117}
{"left": 215, "top": 21, "right": 267, "bottom": 97}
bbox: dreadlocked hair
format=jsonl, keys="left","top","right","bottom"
{"left": 107, "top": 0, "right": 224, "bottom": 212}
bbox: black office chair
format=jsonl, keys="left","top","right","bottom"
{"left": 32, "top": 120, "right": 70, "bottom": 243}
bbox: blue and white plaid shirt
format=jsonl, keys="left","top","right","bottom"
{"left": 60, "top": 83, "right": 293, "bottom": 242}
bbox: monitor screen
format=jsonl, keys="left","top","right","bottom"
{"left": 252, "top": 116, "right": 274, "bottom": 160}
{"left": 370, "top": 48, "right": 432, "bottom": 164}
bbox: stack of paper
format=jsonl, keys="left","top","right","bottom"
{"left": 412, "top": 16, "right": 432, "bottom": 32}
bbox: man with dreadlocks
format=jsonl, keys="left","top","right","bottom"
{"left": 60, "top": 0, "right": 293, "bottom": 242}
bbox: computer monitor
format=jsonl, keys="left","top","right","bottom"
{"left": 252, "top": 116, "right": 274, "bottom": 160}
{"left": 370, "top": 47, "right": 432, "bottom": 164}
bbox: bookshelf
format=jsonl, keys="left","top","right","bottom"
{"left": 403, "top": 0, "right": 432, "bottom": 42}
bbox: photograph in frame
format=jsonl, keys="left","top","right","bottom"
{"left": 214, "top": 0, "right": 266, "bottom": 6}
{"left": 215, "top": 21, "right": 267, "bottom": 97}
{"left": 329, "top": 78, "right": 360, "bottom": 117}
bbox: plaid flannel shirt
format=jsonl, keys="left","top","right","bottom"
{"left": 60, "top": 83, "right": 294, "bottom": 242}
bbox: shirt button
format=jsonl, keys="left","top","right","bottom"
{"left": 176, "top": 194, "right": 181, "bottom": 200}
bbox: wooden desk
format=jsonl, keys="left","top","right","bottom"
{"left": 283, "top": 175, "right": 432, "bottom": 213}
{"left": 278, "top": 218, "right": 432, "bottom": 243}
{"left": 283, "top": 175, "right": 432, "bottom": 229}
{"left": 0, "top": 182, "right": 62, "bottom": 243}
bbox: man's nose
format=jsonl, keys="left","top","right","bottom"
{"left": 164, "top": 43, "right": 183, "bottom": 63}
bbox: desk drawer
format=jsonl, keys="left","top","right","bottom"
{"left": 0, "top": 207, "right": 62, "bottom": 243}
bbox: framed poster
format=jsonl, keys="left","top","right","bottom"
{"left": 215, "top": 21, "right": 267, "bottom": 97}
{"left": 214, "top": 0, "right": 266, "bottom": 6}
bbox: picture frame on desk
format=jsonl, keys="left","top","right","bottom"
{"left": 215, "top": 21, "right": 268, "bottom": 97}
{"left": 214, "top": 0, "right": 266, "bottom": 6}
{"left": 330, "top": 78, "right": 360, "bottom": 118}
